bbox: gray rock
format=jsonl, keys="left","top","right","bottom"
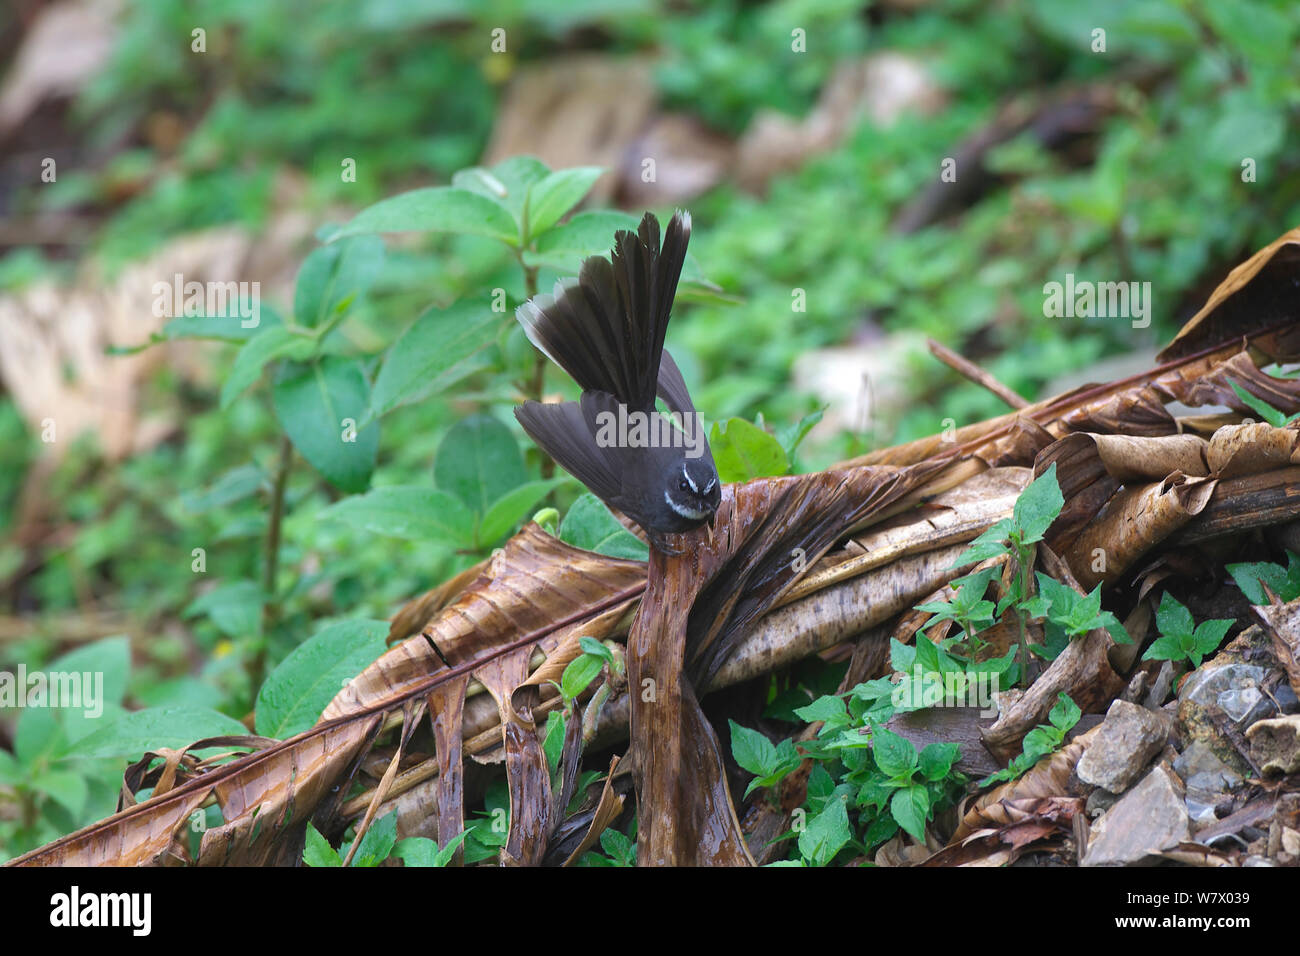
{"left": 1173, "top": 740, "right": 1243, "bottom": 827}
{"left": 1082, "top": 764, "right": 1190, "bottom": 866}
{"left": 1077, "top": 699, "right": 1171, "bottom": 793}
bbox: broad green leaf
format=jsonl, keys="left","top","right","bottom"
{"left": 890, "top": 785, "right": 931, "bottom": 843}
{"left": 799, "top": 796, "right": 851, "bottom": 866}
{"left": 561, "top": 653, "right": 604, "bottom": 703}
{"left": 919, "top": 742, "right": 961, "bottom": 781}
{"left": 433, "top": 414, "right": 527, "bottom": 515}
{"left": 368, "top": 301, "right": 500, "bottom": 419}
{"left": 394, "top": 832, "right": 468, "bottom": 868}
{"left": 729, "top": 720, "right": 776, "bottom": 777}
{"left": 954, "top": 519, "right": 1014, "bottom": 566}
{"left": 777, "top": 407, "right": 825, "bottom": 460}
{"left": 220, "top": 325, "right": 315, "bottom": 409}
{"left": 870, "top": 724, "right": 917, "bottom": 779}
{"left": 255, "top": 619, "right": 389, "bottom": 738}
{"left": 542, "top": 711, "right": 566, "bottom": 773}
{"left": 348, "top": 811, "right": 398, "bottom": 867}
{"left": 1227, "top": 553, "right": 1300, "bottom": 604}
{"left": 320, "top": 486, "right": 474, "bottom": 545}
{"left": 70, "top": 706, "right": 249, "bottom": 758}
{"left": 558, "top": 493, "right": 648, "bottom": 561}
{"left": 1155, "top": 592, "right": 1195, "bottom": 642}
{"left": 44, "top": 636, "right": 132, "bottom": 746}
{"left": 33, "top": 769, "right": 87, "bottom": 817}
{"left": 333, "top": 187, "right": 519, "bottom": 244}
{"left": 477, "top": 478, "right": 565, "bottom": 546}
{"left": 1047, "top": 692, "right": 1081, "bottom": 733}
{"left": 793, "top": 695, "right": 850, "bottom": 727}
{"left": 293, "top": 235, "right": 385, "bottom": 329}
{"left": 529, "top": 210, "right": 639, "bottom": 263}
{"left": 160, "top": 304, "right": 283, "bottom": 343}
{"left": 523, "top": 166, "right": 605, "bottom": 239}
{"left": 304, "top": 824, "right": 342, "bottom": 867}
{"left": 710, "top": 417, "right": 789, "bottom": 482}
{"left": 272, "top": 357, "right": 379, "bottom": 493}
{"left": 453, "top": 155, "right": 551, "bottom": 225}
{"left": 1013, "top": 463, "right": 1064, "bottom": 544}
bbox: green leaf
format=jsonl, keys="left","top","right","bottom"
{"left": 349, "top": 811, "right": 398, "bottom": 867}
{"left": 890, "top": 785, "right": 931, "bottom": 844}
{"left": 453, "top": 156, "right": 551, "bottom": 226}
{"left": 333, "top": 187, "right": 519, "bottom": 245}
{"left": 255, "top": 619, "right": 389, "bottom": 738}
{"left": 870, "top": 724, "right": 917, "bottom": 779}
{"left": 794, "top": 695, "right": 850, "bottom": 728}
{"left": 1227, "top": 380, "right": 1289, "bottom": 427}
{"left": 954, "top": 519, "right": 1014, "bottom": 566}
{"left": 180, "top": 464, "right": 267, "bottom": 514}
{"left": 799, "top": 796, "right": 851, "bottom": 866}
{"left": 368, "top": 301, "right": 500, "bottom": 420}
{"left": 1155, "top": 592, "right": 1195, "bottom": 642}
{"left": 560, "top": 653, "right": 604, "bottom": 703}
{"left": 156, "top": 305, "right": 283, "bottom": 344}
{"left": 44, "top": 635, "right": 132, "bottom": 745}
{"left": 523, "top": 166, "right": 605, "bottom": 240}
{"left": 558, "top": 494, "right": 648, "bottom": 561}
{"left": 776, "top": 408, "right": 825, "bottom": 460}
{"left": 394, "top": 831, "right": 469, "bottom": 868}
{"left": 710, "top": 417, "right": 789, "bottom": 482}
{"left": 293, "top": 235, "right": 384, "bottom": 328}
{"left": 183, "top": 580, "right": 265, "bottom": 638}
{"left": 1192, "top": 618, "right": 1233, "bottom": 665}
{"left": 919, "top": 742, "right": 960, "bottom": 781}
{"left": 1227, "top": 553, "right": 1300, "bottom": 604}
{"left": 529, "top": 210, "right": 639, "bottom": 264}
{"left": 70, "top": 706, "right": 249, "bottom": 758}
{"left": 578, "top": 637, "right": 614, "bottom": 665}
{"left": 729, "top": 720, "right": 777, "bottom": 777}
{"left": 34, "top": 769, "right": 87, "bottom": 817}
{"left": 1141, "top": 634, "right": 1187, "bottom": 664}
{"left": 320, "top": 486, "right": 474, "bottom": 545}
{"left": 272, "top": 357, "right": 378, "bottom": 493}
{"left": 1047, "top": 692, "right": 1081, "bottom": 733}
{"left": 220, "top": 326, "right": 315, "bottom": 410}
{"left": 433, "top": 414, "right": 528, "bottom": 516}
{"left": 1012, "top": 463, "right": 1064, "bottom": 544}
{"left": 542, "top": 711, "right": 566, "bottom": 773}
{"left": 478, "top": 478, "right": 565, "bottom": 546}
{"left": 304, "top": 823, "right": 342, "bottom": 867}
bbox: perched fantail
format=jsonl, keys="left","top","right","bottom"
{"left": 514, "top": 210, "right": 720, "bottom": 552}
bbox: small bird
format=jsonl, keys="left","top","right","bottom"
{"left": 514, "top": 210, "right": 720, "bottom": 553}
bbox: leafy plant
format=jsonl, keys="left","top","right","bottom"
{"left": 1227, "top": 551, "right": 1300, "bottom": 605}
{"left": 978, "top": 693, "right": 1081, "bottom": 786}
{"left": 1228, "top": 380, "right": 1300, "bottom": 427}
{"left": 1021, "top": 573, "right": 1130, "bottom": 661}
{"left": 1142, "top": 593, "right": 1234, "bottom": 669}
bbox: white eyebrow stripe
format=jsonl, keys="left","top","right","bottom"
{"left": 664, "top": 490, "right": 708, "bottom": 520}
{"left": 684, "top": 470, "right": 698, "bottom": 494}
{"left": 703, "top": 477, "right": 716, "bottom": 494}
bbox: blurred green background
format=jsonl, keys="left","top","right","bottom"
{"left": 1, "top": 0, "right": 1297, "bottom": 858}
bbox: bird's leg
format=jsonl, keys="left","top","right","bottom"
{"left": 647, "top": 529, "right": 686, "bottom": 556}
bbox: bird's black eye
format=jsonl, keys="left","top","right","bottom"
{"left": 679, "top": 478, "right": 690, "bottom": 492}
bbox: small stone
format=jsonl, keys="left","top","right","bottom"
{"left": 1077, "top": 699, "right": 1171, "bottom": 793}
{"left": 1172, "top": 740, "right": 1244, "bottom": 828}
{"left": 1245, "top": 714, "right": 1300, "bottom": 775}
{"left": 1082, "top": 764, "right": 1190, "bottom": 866}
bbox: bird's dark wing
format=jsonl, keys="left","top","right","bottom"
{"left": 514, "top": 398, "right": 623, "bottom": 504}
{"left": 515, "top": 210, "right": 691, "bottom": 410}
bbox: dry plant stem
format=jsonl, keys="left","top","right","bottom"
{"left": 513, "top": 247, "right": 553, "bottom": 479}
{"left": 927, "top": 338, "right": 1029, "bottom": 409}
